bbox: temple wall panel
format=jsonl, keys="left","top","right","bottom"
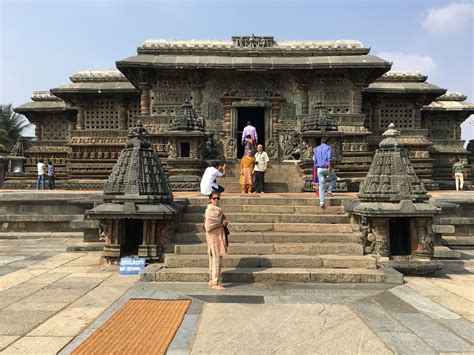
{"left": 84, "top": 97, "right": 120, "bottom": 130}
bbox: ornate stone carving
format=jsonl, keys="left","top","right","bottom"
{"left": 168, "top": 99, "right": 204, "bottom": 131}
{"left": 281, "top": 132, "right": 305, "bottom": 160}
{"left": 299, "top": 102, "right": 338, "bottom": 132}
{"left": 199, "top": 134, "right": 220, "bottom": 160}
{"left": 232, "top": 35, "right": 273, "bottom": 48}
{"left": 167, "top": 140, "right": 177, "bottom": 159}
{"left": 414, "top": 219, "right": 434, "bottom": 258}
{"left": 223, "top": 137, "right": 237, "bottom": 160}
{"left": 370, "top": 219, "right": 390, "bottom": 256}
{"left": 266, "top": 139, "right": 278, "bottom": 159}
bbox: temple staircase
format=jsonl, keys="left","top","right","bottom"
{"left": 221, "top": 161, "right": 304, "bottom": 193}
{"left": 154, "top": 195, "right": 402, "bottom": 283}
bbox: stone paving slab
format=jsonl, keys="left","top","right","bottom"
{"left": 0, "top": 336, "right": 19, "bottom": 351}
{"left": 393, "top": 312, "right": 474, "bottom": 352}
{"left": 191, "top": 304, "right": 392, "bottom": 354}
{"left": 2, "top": 336, "right": 73, "bottom": 354}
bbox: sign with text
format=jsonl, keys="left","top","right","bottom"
{"left": 119, "top": 257, "right": 146, "bottom": 275}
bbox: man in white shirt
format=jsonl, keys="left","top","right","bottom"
{"left": 37, "top": 160, "right": 46, "bottom": 190}
{"left": 200, "top": 161, "right": 227, "bottom": 195}
{"left": 253, "top": 144, "right": 269, "bottom": 193}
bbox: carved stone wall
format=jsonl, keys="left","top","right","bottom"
{"left": 84, "top": 98, "right": 120, "bottom": 130}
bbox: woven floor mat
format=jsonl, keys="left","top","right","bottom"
{"left": 72, "top": 299, "right": 191, "bottom": 355}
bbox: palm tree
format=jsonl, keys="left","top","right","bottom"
{"left": 0, "top": 104, "right": 32, "bottom": 152}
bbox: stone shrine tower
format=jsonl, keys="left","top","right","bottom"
{"left": 86, "top": 120, "right": 179, "bottom": 263}
{"left": 353, "top": 124, "right": 440, "bottom": 272}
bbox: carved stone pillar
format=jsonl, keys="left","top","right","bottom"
{"left": 118, "top": 102, "right": 128, "bottom": 130}
{"left": 371, "top": 97, "right": 382, "bottom": 130}
{"left": 413, "top": 102, "right": 423, "bottom": 129}
{"left": 272, "top": 100, "right": 281, "bottom": 127}
{"left": 140, "top": 86, "right": 151, "bottom": 115}
{"left": 299, "top": 87, "right": 310, "bottom": 115}
{"left": 222, "top": 99, "right": 232, "bottom": 138}
{"left": 352, "top": 86, "right": 363, "bottom": 114}
{"left": 369, "top": 218, "right": 390, "bottom": 256}
{"left": 76, "top": 107, "right": 85, "bottom": 130}
{"left": 414, "top": 218, "right": 434, "bottom": 258}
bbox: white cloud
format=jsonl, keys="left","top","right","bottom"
{"left": 422, "top": 2, "right": 474, "bottom": 34}
{"left": 376, "top": 52, "right": 436, "bottom": 76}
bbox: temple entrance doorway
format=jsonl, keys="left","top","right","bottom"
{"left": 389, "top": 217, "right": 412, "bottom": 256}
{"left": 121, "top": 219, "right": 143, "bottom": 256}
{"left": 237, "top": 107, "right": 265, "bottom": 158}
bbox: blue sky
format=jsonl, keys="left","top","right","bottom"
{"left": 1, "top": 0, "right": 473, "bottom": 141}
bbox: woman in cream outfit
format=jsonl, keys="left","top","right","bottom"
{"left": 204, "top": 192, "right": 229, "bottom": 290}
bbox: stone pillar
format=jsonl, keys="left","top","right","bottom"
{"left": 118, "top": 102, "right": 128, "bottom": 130}
{"left": 272, "top": 100, "right": 281, "bottom": 126}
{"left": 413, "top": 102, "right": 423, "bottom": 129}
{"left": 140, "top": 86, "right": 151, "bottom": 115}
{"left": 299, "top": 87, "right": 310, "bottom": 115}
{"left": 34, "top": 122, "right": 43, "bottom": 141}
{"left": 76, "top": 107, "right": 85, "bottom": 130}
{"left": 222, "top": 99, "right": 232, "bottom": 138}
{"left": 371, "top": 97, "right": 382, "bottom": 130}
{"left": 352, "top": 86, "right": 363, "bottom": 114}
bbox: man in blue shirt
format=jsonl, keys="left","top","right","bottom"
{"left": 313, "top": 138, "right": 333, "bottom": 208}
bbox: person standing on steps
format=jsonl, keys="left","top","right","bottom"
{"left": 240, "top": 150, "right": 255, "bottom": 193}
{"left": 200, "top": 161, "right": 227, "bottom": 195}
{"left": 204, "top": 192, "right": 229, "bottom": 290}
{"left": 241, "top": 121, "right": 258, "bottom": 147}
{"left": 325, "top": 139, "right": 338, "bottom": 196}
{"left": 37, "top": 159, "right": 46, "bottom": 190}
{"left": 313, "top": 137, "right": 333, "bottom": 209}
{"left": 47, "top": 160, "right": 55, "bottom": 190}
{"left": 452, "top": 158, "right": 466, "bottom": 191}
{"left": 253, "top": 144, "right": 269, "bottom": 193}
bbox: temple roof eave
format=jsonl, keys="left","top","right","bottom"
{"left": 422, "top": 101, "right": 474, "bottom": 112}
{"left": 116, "top": 54, "right": 391, "bottom": 71}
{"left": 51, "top": 82, "right": 139, "bottom": 96}
{"left": 364, "top": 82, "right": 447, "bottom": 95}
{"left": 14, "top": 101, "right": 77, "bottom": 115}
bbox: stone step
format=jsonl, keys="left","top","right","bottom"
{"left": 0, "top": 214, "right": 85, "bottom": 222}
{"left": 154, "top": 267, "right": 402, "bottom": 284}
{"left": 0, "top": 232, "right": 84, "bottom": 239}
{"left": 175, "top": 222, "right": 355, "bottom": 233}
{"left": 164, "top": 254, "right": 373, "bottom": 268}
{"left": 185, "top": 204, "right": 346, "bottom": 214}
{"left": 223, "top": 183, "right": 302, "bottom": 193}
{"left": 180, "top": 212, "right": 350, "bottom": 224}
{"left": 170, "top": 242, "right": 363, "bottom": 256}
{"left": 185, "top": 196, "right": 343, "bottom": 207}
{"left": 173, "top": 231, "right": 361, "bottom": 244}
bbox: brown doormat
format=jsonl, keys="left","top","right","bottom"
{"left": 72, "top": 299, "right": 191, "bottom": 355}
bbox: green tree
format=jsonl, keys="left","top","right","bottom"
{"left": 0, "top": 104, "right": 32, "bottom": 152}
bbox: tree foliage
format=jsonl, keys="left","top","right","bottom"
{"left": 0, "top": 104, "right": 32, "bottom": 152}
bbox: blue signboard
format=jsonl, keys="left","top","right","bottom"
{"left": 119, "top": 257, "right": 146, "bottom": 274}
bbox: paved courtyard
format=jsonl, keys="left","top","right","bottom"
{"left": 0, "top": 237, "right": 473, "bottom": 354}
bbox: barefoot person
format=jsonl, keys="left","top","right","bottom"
{"left": 253, "top": 144, "right": 269, "bottom": 193}
{"left": 240, "top": 150, "right": 255, "bottom": 193}
{"left": 204, "top": 192, "right": 229, "bottom": 290}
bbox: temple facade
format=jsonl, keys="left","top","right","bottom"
{"left": 7, "top": 35, "right": 473, "bottom": 190}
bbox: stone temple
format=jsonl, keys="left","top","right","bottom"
{"left": 7, "top": 35, "right": 473, "bottom": 191}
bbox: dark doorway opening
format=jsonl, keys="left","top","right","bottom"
{"left": 121, "top": 219, "right": 143, "bottom": 256}
{"left": 237, "top": 107, "right": 265, "bottom": 158}
{"left": 389, "top": 218, "right": 412, "bottom": 256}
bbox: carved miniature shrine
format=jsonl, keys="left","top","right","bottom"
{"left": 352, "top": 124, "right": 442, "bottom": 274}
{"left": 85, "top": 120, "right": 179, "bottom": 262}
{"left": 7, "top": 36, "right": 473, "bottom": 190}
